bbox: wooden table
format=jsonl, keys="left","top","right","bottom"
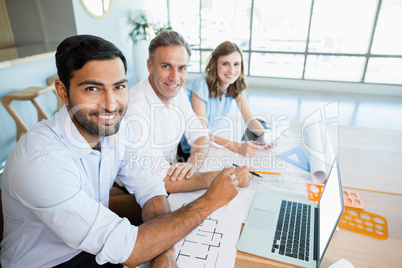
{"left": 234, "top": 124, "right": 402, "bottom": 267}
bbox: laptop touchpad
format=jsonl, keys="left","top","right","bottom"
{"left": 248, "top": 208, "right": 275, "bottom": 231}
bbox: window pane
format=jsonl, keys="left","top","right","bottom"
{"left": 169, "top": 0, "right": 200, "bottom": 48}
{"left": 371, "top": 0, "right": 402, "bottom": 55}
{"left": 166, "top": 0, "right": 401, "bottom": 86}
{"left": 250, "top": 53, "right": 305, "bottom": 78}
{"left": 200, "top": 0, "right": 251, "bottom": 50}
{"left": 252, "top": 0, "right": 311, "bottom": 52}
{"left": 308, "top": 0, "right": 377, "bottom": 53}
{"left": 200, "top": 50, "right": 212, "bottom": 72}
{"left": 365, "top": 58, "right": 402, "bottom": 84}
{"left": 188, "top": 50, "right": 201, "bottom": 73}
{"left": 305, "top": 55, "right": 365, "bottom": 82}
{"left": 243, "top": 52, "right": 250, "bottom": 76}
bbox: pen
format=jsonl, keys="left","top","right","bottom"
{"left": 232, "top": 163, "right": 263, "bottom": 178}
{"left": 254, "top": 171, "right": 282, "bottom": 175}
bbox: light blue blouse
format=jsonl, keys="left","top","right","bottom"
{"left": 181, "top": 76, "right": 236, "bottom": 153}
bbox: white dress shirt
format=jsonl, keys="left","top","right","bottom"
{"left": 0, "top": 106, "right": 167, "bottom": 267}
{"left": 125, "top": 79, "right": 209, "bottom": 179}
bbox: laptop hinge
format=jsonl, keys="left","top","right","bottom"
{"left": 313, "top": 207, "right": 319, "bottom": 262}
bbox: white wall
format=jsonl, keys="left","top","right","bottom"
{"left": 72, "top": 0, "right": 144, "bottom": 87}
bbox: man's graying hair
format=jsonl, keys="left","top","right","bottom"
{"left": 148, "top": 30, "right": 191, "bottom": 61}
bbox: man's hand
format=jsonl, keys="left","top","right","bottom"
{"left": 204, "top": 167, "right": 239, "bottom": 209}
{"left": 167, "top": 162, "right": 197, "bottom": 181}
{"left": 233, "top": 165, "right": 253, "bottom": 187}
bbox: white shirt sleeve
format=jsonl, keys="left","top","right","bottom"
{"left": 8, "top": 154, "right": 138, "bottom": 264}
{"left": 118, "top": 144, "right": 169, "bottom": 199}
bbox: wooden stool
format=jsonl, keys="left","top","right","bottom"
{"left": 1, "top": 86, "right": 56, "bottom": 141}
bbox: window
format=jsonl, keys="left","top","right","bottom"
{"left": 162, "top": 0, "right": 402, "bottom": 86}
{"left": 252, "top": 0, "right": 311, "bottom": 53}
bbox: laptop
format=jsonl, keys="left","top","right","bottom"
{"left": 237, "top": 156, "right": 344, "bottom": 268}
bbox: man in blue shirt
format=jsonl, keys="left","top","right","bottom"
{"left": 0, "top": 35, "right": 240, "bottom": 267}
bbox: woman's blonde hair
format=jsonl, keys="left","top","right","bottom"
{"left": 205, "top": 41, "right": 246, "bottom": 99}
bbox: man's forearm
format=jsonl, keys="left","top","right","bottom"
{"left": 141, "top": 195, "right": 170, "bottom": 222}
{"left": 164, "top": 171, "right": 219, "bottom": 193}
{"left": 123, "top": 168, "right": 238, "bottom": 267}
{"left": 141, "top": 195, "right": 175, "bottom": 267}
{"left": 123, "top": 189, "right": 222, "bottom": 267}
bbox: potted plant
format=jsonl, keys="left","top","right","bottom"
{"left": 127, "top": 13, "right": 172, "bottom": 81}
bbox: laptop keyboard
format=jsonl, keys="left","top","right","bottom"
{"left": 271, "top": 200, "right": 311, "bottom": 261}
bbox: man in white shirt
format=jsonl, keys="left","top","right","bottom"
{"left": 125, "top": 31, "right": 253, "bottom": 193}
{"left": 1, "top": 34, "right": 242, "bottom": 267}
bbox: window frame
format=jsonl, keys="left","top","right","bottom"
{"left": 165, "top": 0, "right": 402, "bottom": 86}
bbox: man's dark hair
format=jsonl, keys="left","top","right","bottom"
{"left": 56, "top": 35, "right": 127, "bottom": 94}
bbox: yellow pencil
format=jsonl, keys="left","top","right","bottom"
{"left": 254, "top": 171, "right": 282, "bottom": 175}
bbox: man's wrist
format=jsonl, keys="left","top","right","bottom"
{"left": 205, "top": 171, "right": 219, "bottom": 187}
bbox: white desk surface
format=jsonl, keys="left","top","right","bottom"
{"left": 169, "top": 121, "right": 402, "bottom": 268}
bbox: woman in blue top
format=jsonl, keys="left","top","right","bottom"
{"left": 183, "top": 41, "right": 269, "bottom": 157}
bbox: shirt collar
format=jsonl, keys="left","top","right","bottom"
{"left": 143, "top": 78, "right": 165, "bottom": 105}
{"left": 143, "top": 77, "right": 181, "bottom": 108}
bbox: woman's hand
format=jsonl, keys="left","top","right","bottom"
{"left": 263, "top": 142, "right": 277, "bottom": 150}
{"left": 235, "top": 141, "right": 264, "bottom": 157}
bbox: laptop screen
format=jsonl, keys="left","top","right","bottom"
{"left": 317, "top": 157, "right": 344, "bottom": 266}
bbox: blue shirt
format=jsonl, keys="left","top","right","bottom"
{"left": 1, "top": 106, "right": 167, "bottom": 267}
{"left": 181, "top": 76, "right": 236, "bottom": 153}
{"left": 187, "top": 76, "right": 235, "bottom": 130}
